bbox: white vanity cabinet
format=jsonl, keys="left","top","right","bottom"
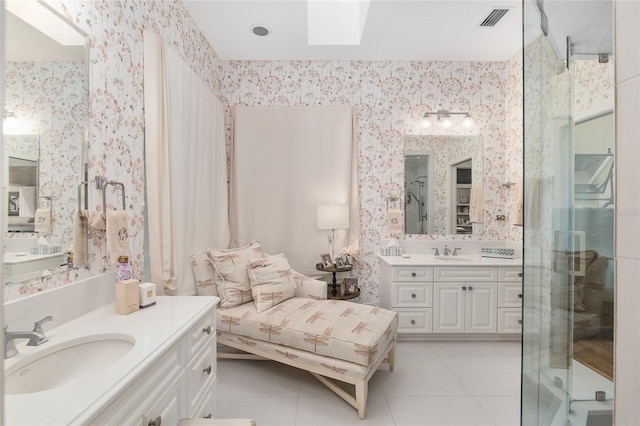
{"left": 497, "top": 267, "right": 523, "bottom": 333}
{"left": 433, "top": 267, "right": 497, "bottom": 334}
{"left": 92, "top": 307, "right": 216, "bottom": 425}
{"left": 380, "top": 256, "right": 522, "bottom": 338}
{"left": 380, "top": 265, "right": 434, "bottom": 334}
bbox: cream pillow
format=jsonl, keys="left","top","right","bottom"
{"left": 208, "top": 241, "right": 264, "bottom": 308}
{"left": 247, "top": 253, "right": 297, "bottom": 312}
{"left": 190, "top": 251, "right": 218, "bottom": 297}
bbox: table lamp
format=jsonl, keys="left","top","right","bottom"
{"left": 317, "top": 204, "right": 350, "bottom": 261}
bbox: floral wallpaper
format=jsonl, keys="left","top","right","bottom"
{"left": 4, "top": 61, "right": 86, "bottom": 250}
{"left": 2, "top": 2, "right": 617, "bottom": 305}
{"left": 48, "top": 0, "right": 221, "bottom": 279}
{"left": 219, "top": 59, "right": 524, "bottom": 303}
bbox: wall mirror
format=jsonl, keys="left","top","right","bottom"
{"left": 3, "top": 0, "right": 89, "bottom": 284}
{"left": 403, "top": 135, "right": 483, "bottom": 235}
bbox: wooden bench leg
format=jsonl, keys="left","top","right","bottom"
{"left": 355, "top": 379, "right": 368, "bottom": 420}
{"left": 388, "top": 342, "right": 396, "bottom": 372}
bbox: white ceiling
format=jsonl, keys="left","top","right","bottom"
{"left": 182, "top": 0, "right": 524, "bottom": 62}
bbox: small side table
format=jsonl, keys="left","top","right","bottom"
{"left": 316, "top": 263, "right": 353, "bottom": 297}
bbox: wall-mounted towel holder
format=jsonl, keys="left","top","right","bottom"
{"left": 502, "top": 182, "right": 516, "bottom": 188}
{"left": 102, "top": 180, "right": 126, "bottom": 213}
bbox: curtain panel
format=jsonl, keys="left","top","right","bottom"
{"left": 144, "top": 32, "right": 229, "bottom": 295}
{"left": 230, "top": 106, "right": 359, "bottom": 278}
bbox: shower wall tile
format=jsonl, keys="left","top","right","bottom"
{"left": 615, "top": 76, "right": 640, "bottom": 261}
{"left": 614, "top": 257, "right": 640, "bottom": 425}
{"left": 615, "top": 0, "right": 640, "bottom": 84}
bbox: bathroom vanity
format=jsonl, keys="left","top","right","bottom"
{"left": 5, "top": 295, "right": 218, "bottom": 425}
{"left": 380, "top": 255, "right": 522, "bottom": 337}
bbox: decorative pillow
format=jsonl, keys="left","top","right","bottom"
{"left": 291, "top": 269, "right": 328, "bottom": 300}
{"left": 247, "top": 253, "right": 297, "bottom": 312}
{"left": 208, "top": 241, "right": 264, "bottom": 308}
{"left": 190, "top": 251, "right": 218, "bottom": 297}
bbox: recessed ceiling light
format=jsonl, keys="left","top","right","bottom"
{"left": 251, "top": 25, "right": 270, "bottom": 37}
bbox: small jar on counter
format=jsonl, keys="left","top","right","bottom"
{"left": 117, "top": 255, "right": 132, "bottom": 282}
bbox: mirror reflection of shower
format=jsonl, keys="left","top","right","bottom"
{"left": 407, "top": 176, "right": 428, "bottom": 234}
{"left": 404, "top": 153, "right": 431, "bottom": 234}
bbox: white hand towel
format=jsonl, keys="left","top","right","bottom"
{"left": 89, "top": 211, "right": 106, "bottom": 230}
{"left": 387, "top": 210, "right": 404, "bottom": 234}
{"left": 73, "top": 211, "right": 89, "bottom": 267}
{"left": 34, "top": 208, "right": 52, "bottom": 234}
{"left": 469, "top": 186, "right": 484, "bottom": 224}
{"left": 511, "top": 180, "right": 524, "bottom": 227}
{"left": 106, "top": 210, "right": 130, "bottom": 262}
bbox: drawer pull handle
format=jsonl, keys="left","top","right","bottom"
{"left": 204, "top": 414, "right": 213, "bottom": 419}
{"left": 148, "top": 416, "right": 162, "bottom": 426}
{"left": 411, "top": 293, "right": 416, "bottom": 299}
{"left": 468, "top": 286, "right": 473, "bottom": 291}
{"left": 517, "top": 319, "right": 523, "bottom": 325}
{"left": 203, "top": 365, "right": 212, "bottom": 375}
{"left": 462, "top": 286, "right": 467, "bottom": 291}
{"left": 518, "top": 294, "right": 523, "bottom": 299}
{"left": 411, "top": 272, "right": 416, "bottom": 277}
{"left": 411, "top": 319, "right": 416, "bottom": 325}
{"left": 203, "top": 325, "right": 212, "bottom": 335}
{"left": 518, "top": 272, "right": 523, "bottom": 277}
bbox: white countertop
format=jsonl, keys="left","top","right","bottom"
{"left": 3, "top": 251, "right": 64, "bottom": 265}
{"left": 5, "top": 295, "right": 219, "bottom": 426}
{"left": 379, "top": 254, "right": 522, "bottom": 267}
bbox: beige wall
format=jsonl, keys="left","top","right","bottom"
{"left": 614, "top": 1, "right": 640, "bottom": 424}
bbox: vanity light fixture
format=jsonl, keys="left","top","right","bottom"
{"left": 420, "top": 110, "right": 473, "bottom": 129}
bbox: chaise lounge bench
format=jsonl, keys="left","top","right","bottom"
{"left": 191, "top": 242, "right": 398, "bottom": 419}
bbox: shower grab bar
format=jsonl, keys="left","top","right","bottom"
{"left": 78, "top": 181, "right": 88, "bottom": 217}
{"left": 102, "top": 180, "right": 126, "bottom": 213}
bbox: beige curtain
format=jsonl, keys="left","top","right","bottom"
{"left": 144, "top": 32, "right": 229, "bottom": 295}
{"left": 230, "top": 106, "right": 359, "bottom": 278}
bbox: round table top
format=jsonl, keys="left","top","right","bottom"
{"left": 315, "top": 263, "right": 353, "bottom": 273}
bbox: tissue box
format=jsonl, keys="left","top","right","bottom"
{"left": 139, "top": 282, "right": 157, "bottom": 309}
{"left": 116, "top": 279, "right": 140, "bottom": 315}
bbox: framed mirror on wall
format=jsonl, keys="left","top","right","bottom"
{"left": 403, "top": 135, "right": 483, "bottom": 235}
{"left": 3, "top": 0, "right": 89, "bottom": 286}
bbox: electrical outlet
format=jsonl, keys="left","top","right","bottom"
{"left": 596, "top": 391, "right": 606, "bottom": 401}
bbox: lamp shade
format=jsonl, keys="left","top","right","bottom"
{"left": 317, "top": 204, "right": 350, "bottom": 230}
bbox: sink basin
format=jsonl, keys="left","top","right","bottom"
{"left": 5, "top": 333, "right": 135, "bottom": 394}
{"left": 434, "top": 256, "right": 473, "bottom": 261}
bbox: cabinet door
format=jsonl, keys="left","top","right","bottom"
{"left": 433, "top": 283, "right": 465, "bottom": 333}
{"left": 465, "top": 283, "right": 497, "bottom": 333}
{"left": 143, "top": 373, "right": 186, "bottom": 426}
{"left": 498, "top": 308, "right": 522, "bottom": 333}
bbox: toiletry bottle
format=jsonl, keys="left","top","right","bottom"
{"left": 67, "top": 254, "right": 74, "bottom": 269}
{"left": 117, "top": 255, "right": 132, "bottom": 282}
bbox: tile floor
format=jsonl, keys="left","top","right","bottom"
{"left": 214, "top": 340, "right": 522, "bottom": 426}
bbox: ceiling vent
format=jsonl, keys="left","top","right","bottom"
{"left": 480, "top": 8, "right": 510, "bottom": 27}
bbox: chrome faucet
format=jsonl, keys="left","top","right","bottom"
{"left": 4, "top": 315, "right": 53, "bottom": 359}
{"left": 453, "top": 248, "right": 462, "bottom": 256}
{"left": 443, "top": 245, "right": 450, "bottom": 256}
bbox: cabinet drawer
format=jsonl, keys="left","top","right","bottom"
{"left": 392, "top": 266, "right": 434, "bottom": 281}
{"left": 498, "top": 308, "right": 522, "bottom": 333}
{"left": 498, "top": 267, "right": 523, "bottom": 282}
{"left": 186, "top": 337, "right": 216, "bottom": 414}
{"left": 498, "top": 283, "right": 523, "bottom": 307}
{"left": 187, "top": 310, "right": 216, "bottom": 358}
{"left": 392, "top": 283, "right": 433, "bottom": 308}
{"left": 434, "top": 266, "right": 497, "bottom": 282}
{"left": 190, "top": 384, "right": 215, "bottom": 419}
{"left": 396, "top": 308, "right": 433, "bottom": 333}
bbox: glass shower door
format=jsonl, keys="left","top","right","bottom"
{"left": 521, "top": 0, "right": 575, "bottom": 424}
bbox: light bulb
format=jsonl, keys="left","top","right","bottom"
{"left": 441, "top": 116, "right": 452, "bottom": 128}
{"left": 420, "top": 114, "right": 431, "bottom": 128}
{"left": 462, "top": 115, "right": 473, "bottom": 128}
